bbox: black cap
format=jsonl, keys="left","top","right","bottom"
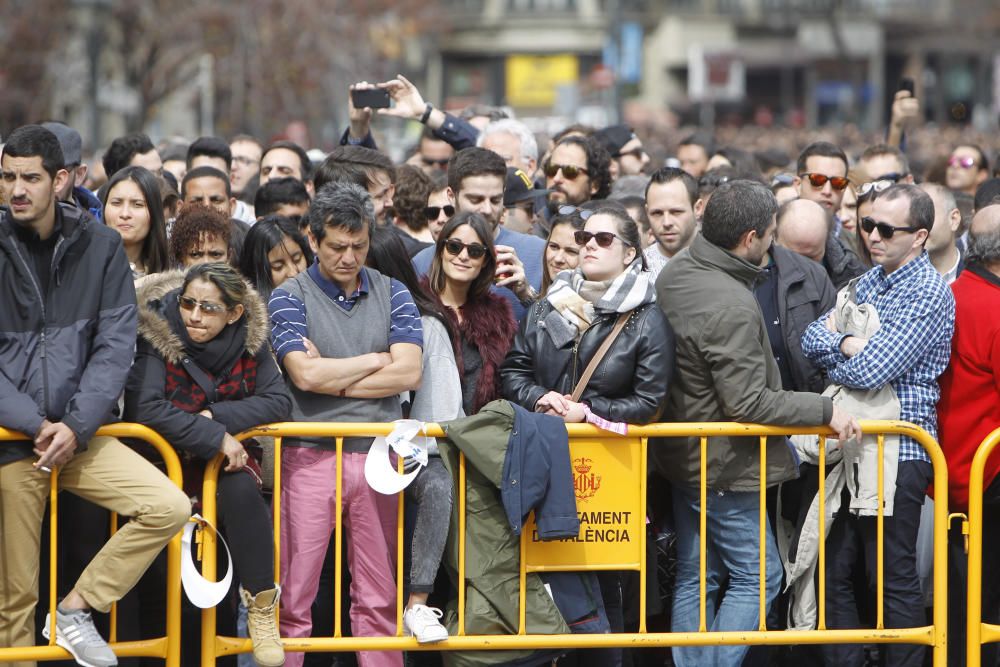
{"left": 41, "top": 122, "right": 83, "bottom": 166}
{"left": 974, "top": 178, "right": 1000, "bottom": 212}
{"left": 594, "top": 124, "right": 635, "bottom": 157}
{"left": 504, "top": 167, "right": 549, "bottom": 207}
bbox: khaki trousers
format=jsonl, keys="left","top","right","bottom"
{"left": 0, "top": 436, "right": 190, "bottom": 666}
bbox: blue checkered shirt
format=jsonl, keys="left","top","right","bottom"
{"left": 801, "top": 252, "right": 955, "bottom": 463}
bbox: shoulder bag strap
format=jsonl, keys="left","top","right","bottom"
{"left": 570, "top": 311, "right": 632, "bottom": 403}
{"left": 181, "top": 357, "right": 218, "bottom": 404}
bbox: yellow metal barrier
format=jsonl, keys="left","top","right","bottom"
{"left": 196, "top": 420, "right": 948, "bottom": 664}
{"left": 0, "top": 424, "right": 184, "bottom": 666}
{"left": 966, "top": 426, "right": 1000, "bottom": 666}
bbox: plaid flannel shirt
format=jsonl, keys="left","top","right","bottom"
{"left": 801, "top": 252, "right": 955, "bottom": 463}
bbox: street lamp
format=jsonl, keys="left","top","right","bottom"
{"left": 72, "top": 0, "right": 112, "bottom": 150}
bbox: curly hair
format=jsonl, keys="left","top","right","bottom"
{"left": 169, "top": 204, "right": 232, "bottom": 266}
{"left": 552, "top": 135, "right": 612, "bottom": 201}
{"left": 393, "top": 165, "right": 433, "bottom": 232}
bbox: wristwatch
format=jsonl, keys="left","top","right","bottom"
{"left": 420, "top": 102, "right": 434, "bottom": 124}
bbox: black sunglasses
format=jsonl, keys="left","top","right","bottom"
{"left": 860, "top": 216, "right": 922, "bottom": 239}
{"left": 544, "top": 163, "right": 589, "bottom": 180}
{"left": 574, "top": 230, "right": 630, "bottom": 249}
{"left": 424, "top": 205, "right": 455, "bottom": 220}
{"left": 421, "top": 156, "right": 450, "bottom": 167}
{"left": 873, "top": 172, "right": 907, "bottom": 183}
{"left": 615, "top": 147, "right": 646, "bottom": 160}
{"left": 443, "top": 238, "right": 488, "bottom": 259}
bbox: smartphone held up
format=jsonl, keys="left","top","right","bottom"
{"left": 351, "top": 88, "right": 391, "bottom": 110}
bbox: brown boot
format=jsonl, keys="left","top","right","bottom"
{"left": 240, "top": 586, "right": 285, "bottom": 667}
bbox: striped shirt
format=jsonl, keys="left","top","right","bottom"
{"left": 268, "top": 263, "right": 423, "bottom": 362}
{"left": 801, "top": 251, "right": 954, "bottom": 463}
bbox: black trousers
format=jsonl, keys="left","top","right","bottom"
{"left": 948, "top": 473, "right": 1000, "bottom": 667}
{"left": 821, "top": 460, "right": 932, "bottom": 667}
{"left": 216, "top": 470, "right": 274, "bottom": 594}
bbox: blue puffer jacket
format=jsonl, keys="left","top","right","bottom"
{"left": 0, "top": 203, "right": 137, "bottom": 464}
{"left": 72, "top": 185, "right": 103, "bottom": 221}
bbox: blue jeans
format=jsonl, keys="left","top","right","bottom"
{"left": 670, "top": 485, "right": 782, "bottom": 667}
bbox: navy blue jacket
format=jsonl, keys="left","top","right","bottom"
{"left": 339, "top": 111, "right": 479, "bottom": 152}
{"left": 445, "top": 400, "right": 579, "bottom": 539}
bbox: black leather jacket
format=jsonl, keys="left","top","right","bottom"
{"left": 500, "top": 299, "right": 675, "bottom": 424}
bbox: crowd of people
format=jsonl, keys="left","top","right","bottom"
{"left": 1, "top": 77, "right": 1000, "bottom": 667}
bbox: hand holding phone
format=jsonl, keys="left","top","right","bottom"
{"left": 890, "top": 78, "right": 920, "bottom": 131}
{"left": 351, "top": 88, "right": 391, "bottom": 110}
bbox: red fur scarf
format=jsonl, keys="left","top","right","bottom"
{"left": 422, "top": 279, "right": 518, "bottom": 414}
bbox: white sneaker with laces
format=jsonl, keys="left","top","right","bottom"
{"left": 42, "top": 607, "right": 118, "bottom": 667}
{"left": 403, "top": 604, "right": 449, "bottom": 644}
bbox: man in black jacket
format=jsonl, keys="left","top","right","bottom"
{"left": 754, "top": 237, "right": 837, "bottom": 394}
{"left": 0, "top": 125, "right": 189, "bottom": 667}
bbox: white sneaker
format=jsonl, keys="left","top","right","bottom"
{"left": 403, "top": 604, "right": 448, "bottom": 644}
{"left": 42, "top": 608, "right": 118, "bottom": 667}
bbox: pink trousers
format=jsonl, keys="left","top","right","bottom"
{"left": 278, "top": 448, "right": 401, "bottom": 667}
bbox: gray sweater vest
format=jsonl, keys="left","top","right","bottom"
{"left": 281, "top": 268, "right": 401, "bottom": 451}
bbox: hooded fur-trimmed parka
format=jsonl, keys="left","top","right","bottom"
{"left": 123, "top": 270, "right": 290, "bottom": 460}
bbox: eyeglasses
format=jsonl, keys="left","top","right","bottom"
{"left": 948, "top": 156, "right": 977, "bottom": 169}
{"left": 544, "top": 163, "right": 589, "bottom": 180}
{"left": 231, "top": 156, "right": 259, "bottom": 167}
{"left": 800, "top": 173, "right": 850, "bottom": 190}
{"left": 574, "top": 230, "right": 630, "bottom": 249}
{"left": 421, "top": 156, "right": 450, "bottom": 167}
{"left": 424, "top": 205, "right": 455, "bottom": 220}
{"left": 860, "top": 216, "right": 922, "bottom": 239}
{"left": 557, "top": 204, "right": 595, "bottom": 220}
{"left": 179, "top": 295, "right": 227, "bottom": 314}
{"left": 443, "top": 238, "right": 488, "bottom": 259}
{"left": 857, "top": 180, "right": 894, "bottom": 197}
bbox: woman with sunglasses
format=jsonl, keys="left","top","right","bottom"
{"left": 124, "top": 262, "right": 291, "bottom": 667}
{"left": 502, "top": 202, "right": 673, "bottom": 425}
{"left": 425, "top": 211, "right": 517, "bottom": 416}
{"left": 101, "top": 165, "right": 170, "bottom": 279}
{"left": 501, "top": 205, "right": 674, "bottom": 665}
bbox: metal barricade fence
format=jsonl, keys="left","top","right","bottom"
{"left": 0, "top": 424, "right": 184, "bottom": 667}
{"left": 197, "top": 420, "right": 948, "bottom": 665}
{"left": 965, "top": 426, "right": 1000, "bottom": 666}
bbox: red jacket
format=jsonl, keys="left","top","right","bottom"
{"left": 937, "top": 266, "right": 1000, "bottom": 511}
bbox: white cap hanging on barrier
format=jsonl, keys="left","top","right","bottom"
{"left": 365, "top": 419, "right": 431, "bottom": 495}
{"left": 181, "top": 515, "right": 233, "bottom": 609}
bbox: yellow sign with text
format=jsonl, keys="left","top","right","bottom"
{"left": 505, "top": 54, "right": 579, "bottom": 108}
{"left": 524, "top": 437, "right": 644, "bottom": 571}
